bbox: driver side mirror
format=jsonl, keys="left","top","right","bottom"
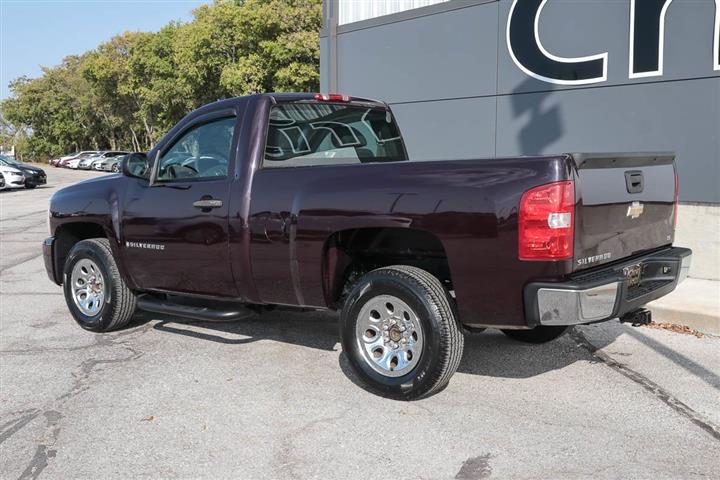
{"left": 122, "top": 153, "right": 150, "bottom": 180}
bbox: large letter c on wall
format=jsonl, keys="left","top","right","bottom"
{"left": 507, "top": 0, "right": 608, "bottom": 85}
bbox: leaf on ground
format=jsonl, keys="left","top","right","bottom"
{"left": 644, "top": 321, "right": 704, "bottom": 338}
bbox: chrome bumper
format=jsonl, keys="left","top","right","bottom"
{"left": 525, "top": 247, "right": 692, "bottom": 327}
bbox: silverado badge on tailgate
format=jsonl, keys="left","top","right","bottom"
{"left": 626, "top": 201, "right": 644, "bottom": 219}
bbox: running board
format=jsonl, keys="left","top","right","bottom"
{"left": 137, "top": 294, "right": 251, "bottom": 322}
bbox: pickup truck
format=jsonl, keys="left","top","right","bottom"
{"left": 44, "top": 93, "right": 692, "bottom": 399}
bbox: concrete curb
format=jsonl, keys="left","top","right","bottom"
{"left": 647, "top": 277, "right": 720, "bottom": 336}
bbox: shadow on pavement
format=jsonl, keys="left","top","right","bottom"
{"left": 141, "top": 309, "right": 623, "bottom": 382}
{"left": 121, "top": 307, "right": 718, "bottom": 399}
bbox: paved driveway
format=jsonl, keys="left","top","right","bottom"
{"left": 1, "top": 167, "right": 719, "bottom": 479}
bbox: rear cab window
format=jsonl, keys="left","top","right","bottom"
{"left": 263, "top": 102, "right": 407, "bottom": 168}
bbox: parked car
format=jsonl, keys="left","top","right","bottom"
{"left": 51, "top": 153, "right": 78, "bottom": 167}
{"left": 93, "top": 153, "right": 127, "bottom": 173}
{"left": 84, "top": 151, "right": 128, "bottom": 171}
{"left": 0, "top": 155, "right": 47, "bottom": 189}
{"left": 65, "top": 155, "right": 91, "bottom": 169}
{"left": 44, "top": 93, "right": 691, "bottom": 399}
{"left": 61, "top": 151, "right": 100, "bottom": 168}
{"left": 77, "top": 151, "right": 109, "bottom": 170}
{"left": 0, "top": 160, "right": 25, "bottom": 189}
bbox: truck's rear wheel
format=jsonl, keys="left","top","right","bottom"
{"left": 340, "top": 266, "right": 463, "bottom": 400}
{"left": 501, "top": 325, "right": 568, "bottom": 343}
{"left": 62, "top": 238, "right": 137, "bottom": 332}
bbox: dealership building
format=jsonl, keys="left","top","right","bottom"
{"left": 320, "top": 0, "right": 720, "bottom": 281}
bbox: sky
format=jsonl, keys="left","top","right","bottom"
{"left": 0, "top": 0, "right": 209, "bottom": 99}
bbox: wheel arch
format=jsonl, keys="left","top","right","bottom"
{"left": 321, "top": 227, "right": 454, "bottom": 309}
{"left": 53, "top": 221, "right": 130, "bottom": 287}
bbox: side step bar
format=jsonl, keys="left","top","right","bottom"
{"left": 137, "top": 294, "right": 251, "bottom": 322}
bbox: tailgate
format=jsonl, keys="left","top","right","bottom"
{"left": 572, "top": 153, "right": 676, "bottom": 272}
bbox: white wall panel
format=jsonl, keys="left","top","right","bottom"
{"left": 338, "top": 0, "right": 449, "bottom": 25}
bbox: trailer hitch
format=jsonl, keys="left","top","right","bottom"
{"left": 620, "top": 308, "right": 652, "bottom": 327}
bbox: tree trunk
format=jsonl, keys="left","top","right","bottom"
{"left": 129, "top": 127, "right": 141, "bottom": 152}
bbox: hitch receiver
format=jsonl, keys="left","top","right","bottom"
{"left": 620, "top": 308, "right": 652, "bottom": 327}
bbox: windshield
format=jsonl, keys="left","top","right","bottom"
{"left": 263, "top": 103, "right": 407, "bottom": 168}
{"left": 0, "top": 155, "right": 20, "bottom": 166}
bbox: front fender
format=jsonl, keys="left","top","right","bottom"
{"left": 48, "top": 175, "right": 137, "bottom": 290}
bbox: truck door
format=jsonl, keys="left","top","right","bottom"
{"left": 248, "top": 100, "right": 408, "bottom": 306}
{"left": 121, "top": 112, "right": 239, "bottom": 297}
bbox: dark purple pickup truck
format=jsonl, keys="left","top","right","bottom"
{"left": 44, "top": 93, "right": 691, "bottom": 398}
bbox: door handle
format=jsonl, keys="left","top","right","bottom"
{"left": 193, "top": 199, "right": 223, "bottom": 209}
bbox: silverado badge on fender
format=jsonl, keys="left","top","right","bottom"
{"left": 627, "top": 201, "right": 644, "bottom": 219}
{"left": 125, "top": 241, "right": 165, "bottom": 251}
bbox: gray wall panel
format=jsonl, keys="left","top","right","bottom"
{"left": 324, "top": 0, "right": 720, "bottom": 202}
{"left": 335, "top": 1, "right": 498, "bottom": 103}
{"left": 496, "top": 77, "right": 720, "bottom": 202}
{"left": 391, "top": 97, "right": 497, "bottom": 160}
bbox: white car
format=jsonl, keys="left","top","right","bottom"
{"left": 65, "top": 158, "right": 84, "bottom": 169}
{"left": 0, "top": 164, "right": 25, "bottom": 189}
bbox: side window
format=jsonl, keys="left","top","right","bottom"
{"left": 156, "top": 116, "right": 236, "bottom": 181}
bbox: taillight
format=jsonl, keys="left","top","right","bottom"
{"left": 314, "top": 93, "right": 351, "bottom": 102}
{"left": 518, "top": 181, "right": 575, "bottom": 260}
{"left": 673, "top": 169, "right": 679, "bottom": 229}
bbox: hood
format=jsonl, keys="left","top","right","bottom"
{"left": 19, "top": 164, "right": 44, "bottom": 173}
{"left": 58, "top": 172, "right": 122, "bottom": 190}
{"left": 0, "top": 165, "right": 23, "bottom": 175}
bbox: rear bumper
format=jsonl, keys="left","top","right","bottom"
{"left": 43, "top": 236, "right": 62, "bottom": 285}
{"left": 524, "top": 247, "right": 692, "bottom": 326}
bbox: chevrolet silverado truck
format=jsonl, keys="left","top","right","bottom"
{"left": 44, "top": 93, "right": 691, "bottom": 399}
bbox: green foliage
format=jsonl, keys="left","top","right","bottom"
{"left": 0, "top": 0, "right": 321, "bottom": 159}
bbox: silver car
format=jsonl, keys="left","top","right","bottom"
{"left": 93, "top": 153, "right": 129, "bottom": 172}
{"left": 86, "top": 152, "right": 128, "bottom": 171}
{"left": 78, "top": 152, "right": 110, "bottom": 170}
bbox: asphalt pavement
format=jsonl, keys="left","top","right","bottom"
{"left": 1, "top": 167, "right": 719, "bottom": 479}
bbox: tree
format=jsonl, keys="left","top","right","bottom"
{"left": 0, "top": 0, "right": 322, "bottom": 160}
{"left": 175, "top": 0, "right": 322, "bottom": 100}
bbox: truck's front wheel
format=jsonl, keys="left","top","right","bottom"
{"left": 340, "top": 266, "right": 464, "bottom": 400}
{"left": 62, "top": 238, "right": 137, "bottom": 332}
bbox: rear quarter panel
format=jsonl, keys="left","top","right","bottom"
{"left": 249, "top": 156, "right": 575, "bottom": 327}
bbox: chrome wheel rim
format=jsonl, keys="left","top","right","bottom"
{"left": 71, "top": 259, "right": 105, "bottom": 317}
{"left": 355, "top": 294, "right": 424, "bottom": 377}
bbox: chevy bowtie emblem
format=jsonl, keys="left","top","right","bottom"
{"left": 626, "top": 201, "right": 644, "bottom": 219}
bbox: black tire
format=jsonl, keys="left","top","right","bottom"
{"left": 501, "top": 325, "right": 568, "bottom": 343}
{"left": 62, "top": 238, "right": 137, "bottom": 332}
{"left": 24, "top": 184, "right": 36, "bottom": 189}
{"left": 340, "top": 266, "right": 464, "bottom": 400}
{"left": 111, "top": 164, "right": 120, "bottom": 173}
